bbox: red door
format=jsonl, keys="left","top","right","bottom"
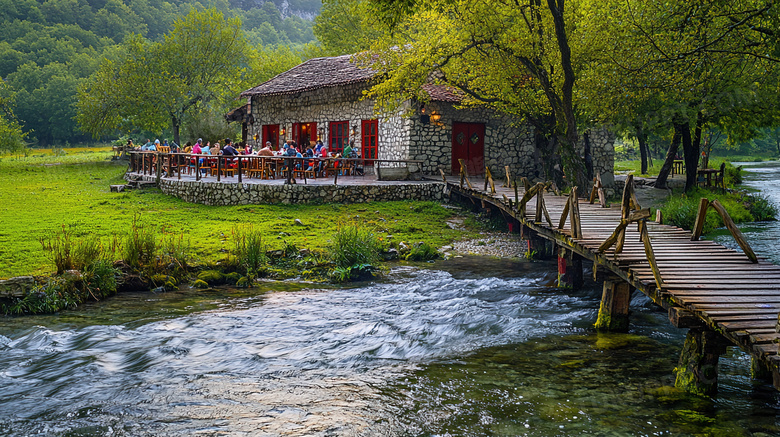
{"left": 451, "top": 122, "right": 485, "bottom": 175}
{"left": 261, "top": 124, "right": 279, "bottom": 150}
{"left": 361, "top": 119, "right": 378, "bottom": 166}
{"left": 292, "top": 122, "right": 317, "bottom": 148}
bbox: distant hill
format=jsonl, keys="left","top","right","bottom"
{"left": 0, "top": 0, "right": 320, "bottom": 145}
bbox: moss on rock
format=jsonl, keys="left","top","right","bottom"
{"left": 197, "top": 270, "right": 224, "bottom": 285}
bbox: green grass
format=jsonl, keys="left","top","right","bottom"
{"left": 0, "top": 150, "right": 478, "bottom": 279}
{"left": 660, "top": 187, "right": 777, "bottom": 234}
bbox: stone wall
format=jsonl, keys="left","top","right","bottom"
{"left": 585, "top": 127, "right": 617, "bottom": 189}
{"left": 406, "top": 102, "right": 537, "bottom": 176}
{"left": 140, "top": 175, "right": 445, "bottom": 206}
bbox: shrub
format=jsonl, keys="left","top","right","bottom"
{"left": 723, "top": 162, "right": 742, "bottom": 186}
{"left": 329, "top": 224, "right": 381, "bottom": 269}
{"left": 82, "top": 258, "right": 119, "bottom": 299}
{"left": 746, "top": 193, "right": 779, "bottom": 221}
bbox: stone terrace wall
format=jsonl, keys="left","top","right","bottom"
{"left": 140, "top": 176, "right": 445, "bottom": 206}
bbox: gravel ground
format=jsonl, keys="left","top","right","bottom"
{"left": 442, "top": 233, "right": 527, "bottom": 259}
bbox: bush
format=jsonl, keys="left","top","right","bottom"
{"left": 723, "top": 162, "right": 742, "bottom": 186}
{"left": 329, "top": 224, "right": 381, "bottom": 269}
{"left": 39, "top": 226, "right": 118, "bottom": 275}
{"left": 746, "top": 193, "right": 779, "bottom": 221}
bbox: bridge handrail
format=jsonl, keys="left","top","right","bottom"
{"left": 691, "top": 198, "right": 758, "bottom": 263}
{"left": 596, "top": 174, "right": 664, "bottom": 289}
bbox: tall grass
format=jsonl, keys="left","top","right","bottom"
{"left": 660, "top": 188, "right": 777, "bottom": 234}
{"left": 123, "top": 216, "right": 157, "bottom": 269}
{"left": 232, "top": 225, "right": 267, "bottom": 280}
{"left": 39, "top": 225, "right": 118, "bottom": 274}
{"left": 329, "top": 223, "right": 381, "bottom": 269}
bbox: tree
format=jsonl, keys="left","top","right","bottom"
{"left": 580, "top": 0, "right": 780, "bottom": 191}
{"left": 314, "top": 0, "right": 383, "bottom": 55}
{"left": 359, "top": 0, "right": 588, "bottom": 189}
{"left": 0, "top": 81, "right": 28, "bottom": 154}
{"left": 76, "top": 8, "right": 249, "bottom": 145}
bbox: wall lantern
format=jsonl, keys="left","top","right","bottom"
{"left": 420, "top": 103, "right": 430, "bottom": 125}
{"left": 350, "top": 126, "right": 358, "bottom": 136}
{"left": 431, "top": 111, "right": 442, "bottom": 123}
{"left": 280, "top": 127, "right": 286, "bottom": 136}
{"left": 317, "top": 126, "right": 325, "bottom": 140}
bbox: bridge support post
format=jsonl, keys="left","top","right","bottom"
{"left": 751, "top": 356, "right": 772, "bottom": 382}
{"left": 675, "top": 329, "right": 728, "bottom": 396}
{"left": 521, "top": 226, "right": 553, "bottom": 259}
{"left": 594, "top": 277, "right": 632, "bottom": 332}
{"left": 557, "top": 248, "right": 583, "bottom": 289}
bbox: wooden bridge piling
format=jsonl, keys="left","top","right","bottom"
{"left": 557, "top": 248, "right": 584, "bottom": 289}
{"left": 675, "top": 329, "right": 730, "bottom": 396}
{"left": 594, "top": 277, "right": 633, "bottom": 332}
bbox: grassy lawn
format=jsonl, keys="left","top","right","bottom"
{"left": 0, "top": 149, "right": 480, "bottom": 279}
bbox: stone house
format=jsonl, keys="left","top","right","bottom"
{"left": 237, "top": 54, "right": 614, "bottom": 185}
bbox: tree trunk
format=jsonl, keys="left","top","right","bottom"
{"left": 636, "top": 126, "right": 649, "bottom": 174}
{"left": 654, "top": 126, "right": 682, "bottom": 189}
{"left": 681, "top": 121, "right": 697, "bottom": 192}
{"left": 682, "top": 113, "right": 703, "bottom": 192}
{"left": 172, "top": 116, "right": 181, "bottom": 146}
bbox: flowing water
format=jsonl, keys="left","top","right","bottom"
{"left": 710, "top": 160, "right": 780, "bottom": 265}
{"left": 2, "top": 166, "right": 780, "bottom": 436}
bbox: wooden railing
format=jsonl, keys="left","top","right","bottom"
{"left": 597, "top": 175, "right": 663, "bottom": 289}
{"left": 691, "top": 197, "right": 758, "bottom": 263}
{"left": 127, "top": 151, "right": 423, "bottom": 185}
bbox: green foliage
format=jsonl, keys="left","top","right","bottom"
{"left": 39, "top": 225, "right": 117, "bottom": 274}
{"left": 0, "top": 81, "right": 28, "bottom": 153}
{"left": 122, "top": 216, "right": 157, "bottom": 270}
{"left": 660, "top": 188, "right": 763, "bottom": 234}
{"left": 746, "top": 193, "right": 778, "bottom": 222}
{"left": 232, "top": 225, "right": 267, "bottom": 280}
{"left": 329, "top": 223, "right": 381, "bottom": 269}
{"left": 405, "top": 241, "right": 438, "bottom": 261}
{"left": 0, "top": 0, "right": 316, "bottom": 147}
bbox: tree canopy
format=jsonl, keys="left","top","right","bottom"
{"left": 77, "top": 8, "right": 251, "bottom": 145}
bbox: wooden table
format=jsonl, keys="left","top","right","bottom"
{"left": 697, "top": 168, "right": 720, "bottom": 187}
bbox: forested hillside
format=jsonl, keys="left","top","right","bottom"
{"left": 0, "top": 0, "right": 320, "bottom": 146}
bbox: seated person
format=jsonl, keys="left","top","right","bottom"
{"left": 222, "top": 139, "right": 238, "bottom": 156}
{"left": 258, "top": 142, "right": 274, "bottom": 156}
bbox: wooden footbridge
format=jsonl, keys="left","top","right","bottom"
{"left": 443, "top": 164, "right": 780, "bottom": 396}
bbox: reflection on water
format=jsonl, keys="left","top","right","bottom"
{"left": 2, "top": 159, "right": 780, "bottom": 436}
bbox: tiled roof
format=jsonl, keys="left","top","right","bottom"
{"left": 422, "top": 84, "right": 463, "bottom": 103}
{"left": 240, "top": 54, "right": 375, "bottom": 97}
{"left": 240, "top": 54, "right": 465, "bottom": 103}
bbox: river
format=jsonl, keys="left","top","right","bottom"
{"left": 1, "top": 164, "right": 779, "bottom": 436}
